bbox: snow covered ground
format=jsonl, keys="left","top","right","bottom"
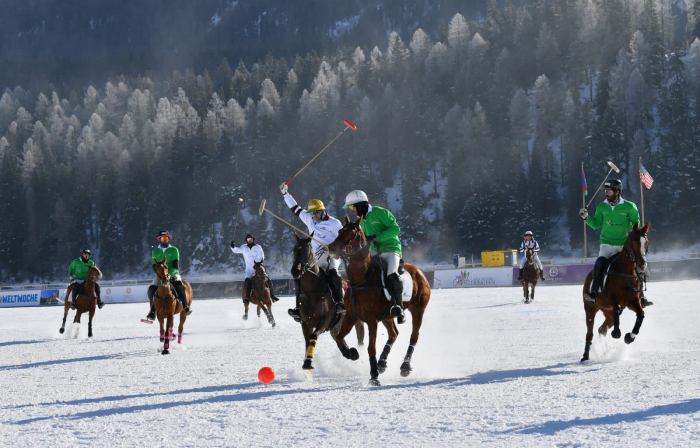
{"left": 2, "top": 281, "right": 700, "bottom": 447}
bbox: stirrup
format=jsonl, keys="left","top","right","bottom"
{"left": 183, "top": 306, "right": 193, "bottom": 316}
{"left": 640, "top": 297, "right": 653, "bottom": 308}
{"left": 271, "top": 296, "right": 279, "bottom": 303}
{"left": 146, "top": 310, "right": 156, "bottom": 320}
{"left": 70, "top": 301, "right": 76, "bottom": 310}
{"left": 97, "top": 301, "right": 105, "bottom": 309}
{"left": 584, "top": 291, "right": 597, "bottom": 303}
{"left": 288, "top": 308, "right": 301, "bottom": 322}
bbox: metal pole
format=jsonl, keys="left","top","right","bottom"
{"left": 639, "top": 157, "right": 645, "bottom": 225}
{"left": 582, "top": 162, "right": 587, "bottom": 261}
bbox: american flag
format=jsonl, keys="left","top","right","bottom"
{"left": 640, "top": 164, "right": 654, "bottom": 189}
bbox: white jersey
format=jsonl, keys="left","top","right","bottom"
{"left": 231, "top": 243, "right": 264, "bottom": 278}
{"left": 283, "top": 193, "right": 343, "bottom": 256}
{"left": 519, "top": 239, "right": 540, "bottom": 252}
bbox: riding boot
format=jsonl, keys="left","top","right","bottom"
{"left": 588, "top": 256, "right": 607, "bottom": 300}
{"left": 68, "top": 283, "right": 76, "bottom": 309}
{"left": 388, "top": 273, "right": 406, "bottom": 324}
{"left": 517, "top": 268, "right": 523, "bottom": 281}
{"left": 95, "top": 284, "right": 105, "bottom": 308}
{"left": 326, "top": 269, "right": 346, "bottom": 318}
{"left": 243, "top": 278, "right": 252, "bottom": 305}
{"left": 539, "top": 271, "right": 545, "bottom": 281}
{"left": 146, "top": 285, "right": 157, "bottom": 320}
{"left": 288, "top": 278, "right": 302, "bottom": 322}
{"left": 265, "top": 277, "right": 279, "bottom": 302}
{"left": 71, "top": 282, "right": 81, "bottom": 309}
{"left": 640, "top": 290, "right": 653, "bottom": 308}
{"left": 174, "top": 281, "right": 191, "bottom": 315}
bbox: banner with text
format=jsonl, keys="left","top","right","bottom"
{"left": 433, "top": 267, "right": 513, "bottom": 288}
{"left": 1, "top": 291, "right": 41, "bottom": 307}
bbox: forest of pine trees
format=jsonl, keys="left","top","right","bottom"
{"left": 2, "top": 0, "right": 700, "bottom": 283}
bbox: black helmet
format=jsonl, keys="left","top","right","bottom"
{"left": 157, "top": 230, "right": 172, "bottom": 240}
{"left": 81, "top": 249, "right": 92, "bottom": 258}
{"left": 605, "top": 179, "right": 623, "bottom": 191}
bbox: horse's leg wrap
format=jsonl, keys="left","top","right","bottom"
{"left": 400, "top": 343, "right": 416, "bottom": 376}
{"left": 625, "top": 314, "right": 645, "bottom": 344}
{"left": 611, "top": 305, "right": 622, "bottom": 339}
{"left": 377, "top": 341, "right": 393, "bottom": 373}
{"left": 581, "top": 341, "right": 592, "bottom": 362}
{"left": 338, "top": 342, "right": 360, "bottom": 361}
{"left": 369, "top": 355, "right": 379, "bottom": 380}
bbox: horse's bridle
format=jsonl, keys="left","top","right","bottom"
{"left": 339, "top": 229, "right": 368, "bottom": 260}
{"left": 292, "top": 243, "right": 321, "bottom": 279}
{"left": 155, "top": 265, "right": 174, "bottom": 299}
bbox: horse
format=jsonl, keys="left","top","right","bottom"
{"left": 521, "top": 247, "right": 540, "bottom": 304}
{"left": 245, "top": 261, "right": 276, "bottom": 327}
{"left": 291, "top": 232, "right": 365, "bottom": 370}
{"left": 153, "top": 256, "right": 193, "bottom": 355}
{"left": 328, "top": 217, "right": 432, "bottom": 386}
{"left": 580, "top": 222, "right": 650, "bottom": 362}
{"left": 59, "top": 265, "right": 102, "bottom": 337}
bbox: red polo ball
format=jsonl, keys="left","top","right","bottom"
{"left": 258, "top": 367, "right": 275, "bottom": 384}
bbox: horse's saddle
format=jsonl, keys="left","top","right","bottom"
{"left": 371, "top": 256, "right": 412, "bottom": 302}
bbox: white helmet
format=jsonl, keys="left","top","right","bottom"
{"left": 343, "top": 190, "right": 368, "bottom": 208}
{"left": 524, "top": 231, "right": 533, "bottom": 237}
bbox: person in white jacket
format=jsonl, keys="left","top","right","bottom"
{"left": 517, "top": 231, "right": 545, "bottom": 281}
{"left": 230, "top": 234, "right": 279, "bottom": 304}
{"left": 279, "top": 183, "right": 345, "bottom": 322}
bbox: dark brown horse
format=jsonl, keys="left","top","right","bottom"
{"left": 291, "top": 233, "right": 365, "bottom": 370}
{"left": 328, "top": 217, "right": 431, "bottom": 386}
{"left": 521, "top": 247, "right": 540, "bottom": 304}
{"left": 153, "top": 256, "right": 193, "bottom": 354}
{"left": 581, "top": 222, "right": 650, "bottom": 362}
{"left": 246, "top": 261, "right": 276, "bottom": 327}
{"left": 59, "top": 265, "right": 102, "bottom": 337}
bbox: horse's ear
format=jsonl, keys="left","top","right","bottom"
{"left": 642, "top": 222, "right": 650, "bottom": 234}
{"left": 632, "top": 222, "right": 639, "bottom": 232}
{"left": 294, "top": 232, "right": 300, "bottom": 241}
{"left": 309, "top": 231, "right": 315, "bottom": 239}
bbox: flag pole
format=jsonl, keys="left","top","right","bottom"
{"left": 582, "top": 162, "right": 587, "bottom": 261}
{"left": 639, "top": 156, "right": 645, "bottom": 225}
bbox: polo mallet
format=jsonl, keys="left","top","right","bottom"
{"left": 232, "top": 198, "right": 243, "bottom": 241}
{"left": 586, "top": 161, "right": 620, "bottom": 208}
{"left": 284, "top": 119, "right": 357, "bottom": 185}
{"left": 258, "top": 199, "right": 328, "bottom": 249}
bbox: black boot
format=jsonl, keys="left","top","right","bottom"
{"left": 146, "top": 285, "right": 157, "bottom": 320}
{"left": 174, "top": 281, "right": 192, "bottom": 315}
{"left": 588, "top": 256, "right": 607, "bottom": 300}
{"left": 71, "top": 283, "right": 81, "bottom": 309}
{"left": 388, "top": 273, "right": 405, "bottom": 324}
{"left": 539, "top": 271, "right": 545, "bottom": 281}
{"left": 96, "top": 284, "right": 105, "bottom": 308}
{"left": 327, "top": 269, "right": 346, "bottom": 319}
{"left": 244, "top": 278, "right": 252, "bottom": 305}
{"left": 288, "top": 278, "right": 301, "bottom": 322}
{"left": 517, "top": 268, "right": 523, "bottom": 281}
{"left": 265, "top": 277, "right": 279, "bottom": 302}
{"left": 640, "top": 291, "right": 653, "bottom": 308}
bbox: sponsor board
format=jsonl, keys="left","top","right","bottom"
{"left": 102, "top": 285, "right": 149, "bottom": 304}
{"left": 512, "top": 264, "right": 594, "bottom": 286}
{"left": 433, "top": 267, "right": 513, "bottom": 288}
{"left": 40, "top": 289, "right": 62, "bottom": 306}
{"left": 1, "top": 291, "right": 41, "bottom": 307}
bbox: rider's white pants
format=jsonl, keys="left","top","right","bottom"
{"left": 317, "top": 249, "right": 341, "bottom": 272}
{"left": 599, "top": 244, "right": 624, "bottom": 258}
{"left": 151, "top": 273, "right": 181, "bottom": 285}
{"left": 376, "top": 251, "right": 401, "bottom": 276}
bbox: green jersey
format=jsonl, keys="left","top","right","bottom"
{"left": 151, "top": 245, "right": 181, "bottom": 276}
{"left": 68, "top": 258, "right": 95, "bottom": 281}
{"left": 585, "top": 198, "right": 640, "bottom": 246}
{"left": 360, "top": 205, "right": 402, "bottom": 257}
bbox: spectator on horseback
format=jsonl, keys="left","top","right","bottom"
{"left": 145, "top": 230, "right": 192, "bottom": 321}
{"left": 343, "top": 189, "right": 406, "bottom": 324}
{"left": 68, "top": 249, "right": 105, "bottom": 309}
{"left": 230, "top": 234, "right": 280, "bottom": 305}
{"left": 517, "top": 231, "right": 545, "bottom": 281}
{"left": 279, "top": 183, "right": 345, "bottom": 322}
{"left": 579, "top": 179, "right": 652, "bottom": 307}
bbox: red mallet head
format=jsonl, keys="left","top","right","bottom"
{"left": 258, "top": 367, "right": 275, "bottom": 384}
{"left": 343, "top": 119, "right": 357, "bottom": 131}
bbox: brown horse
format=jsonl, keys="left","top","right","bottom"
{"left": 59, "top": 265, "right": 102, "bottom": 337}
{"left": 521, "top": 247, "right": 540, "bottom": 304}
{"left": 581, "top": 222, "right": 650, "bottom": 362}
{"left": 245, "top": 261, "right": 276, "bottom": 327}
{"left": 291, "top": 233, "right": 365, "bottom": 370}
{"left": 328, "top": 217, "right": 432, "bottom": 386}
{"left": 153, "top": 256, "right": 193, "bottom": 354}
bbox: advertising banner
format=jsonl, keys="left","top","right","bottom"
{"left": 433, "top": 267, "right": 513, "bottom": 288}
{"left": 0, "top": 290, "right": 41, "bottom": 307}
{"left": 646, "top": 259, "right": 700, "bottom": 282}
{"left": 512, "top": 264, "right": 594, "bottom": 286}
{"left": 102, "top": 285, "right": 150, "bottom": 304}
{"left": 40, "top": 289, "right": 62, "bottom": 306}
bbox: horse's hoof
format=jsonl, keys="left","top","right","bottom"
{"left": 88, "top": 332, "right": 93, "bottom": 338}
{"left": 369, "top": 377, "right": 381, "bottom": 387}
{"left": 580, "top": 356, "right": 589, "bottom": 363}
{"left": 624, "top": 333, "right": 636, "bottom": 344}
{"left": 377, "top": 360, "right": 387, "bottom": 374}
{"left": 302, "top": 359, "right": 314, "bottom": 370}
{"left": 59, "top": 328, "right": 65, "bottom": 334}
{"left": 242, "top": 314, "right": 248, "bottom": 320}
{"left": 349, "top": 348, "right": 360, "bottom": 361}
{"left": 400, "top": 362, "right": 412, "bottom": 377}
{"left": 611, "top": 329, "right": 621, "bottom": 339}
{"left": 161, "top": 349, "right": 170, "bottom": 355}
{"left": 271, "top": 322, "right": 276, "bottom": 328}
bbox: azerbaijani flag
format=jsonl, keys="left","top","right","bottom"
{"left": 581, "top": 166, "right": 588, "bottom": 196}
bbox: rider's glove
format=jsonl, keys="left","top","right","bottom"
{"left": 579, "top": 208, "right": 589, "bottom": 220}
{"left": 279, "top": 183, "right": 288, "bottom": 195}
{"left": 230, "top": 241, "right": 235, "bottom": 248}
{"left": 366, "top": 235, "right": 377, "bottom": 244}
